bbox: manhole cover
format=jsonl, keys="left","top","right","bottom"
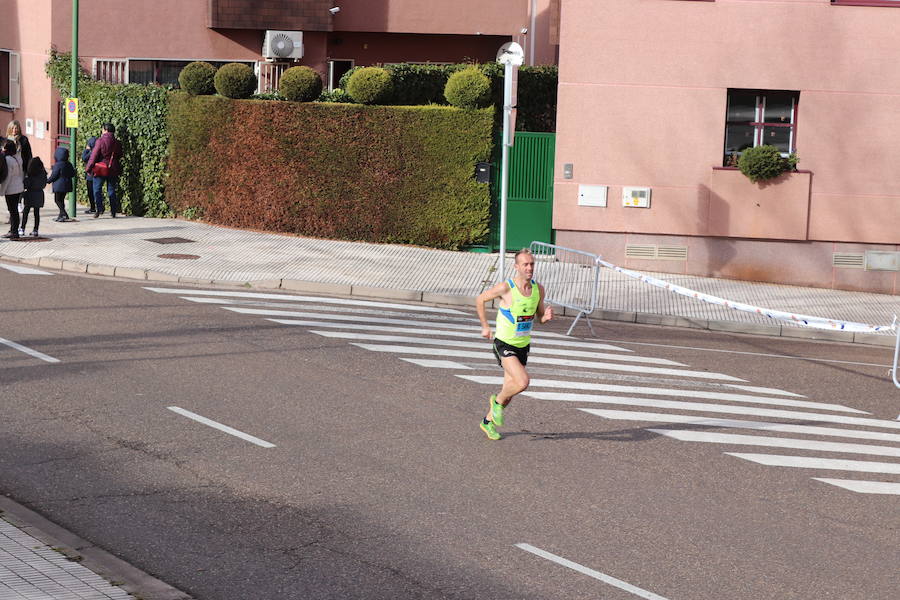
{"left": 158, "top": 253, "right": 200, "bottom": 260}
{"left": 147, "top": 237, "right": 196, "bottom": 244}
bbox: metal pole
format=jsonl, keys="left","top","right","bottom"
{"left": 498, "top": 61, "right": 513, "bottom": 283}
{"left": 891, "top": 316, "right": 899, "bottom": 389}
{"left": 68, "top": 0, "right": 79, "bottom": 219}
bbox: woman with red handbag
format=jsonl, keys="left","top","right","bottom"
{"left": 85, "top": 123, "right": 123, "bottom": 218}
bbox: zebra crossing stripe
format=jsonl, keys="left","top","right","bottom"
{"left": 267, "top": 318, "right": 629, "bottom": 350}
{"left": 233, "top": 307, "right": 480, "bottom": 330}
{"left": 724, "top": 384, "right": 804, "bottom": 398}
{"left": 144, "top": 287, "right": 465, "bottom": 314}
{"left": 0, "top": 264, "right": 52, "bottom": 275}
{"left": 311, "top": 331, "right": 677, "bottom": 365}
{"left": 458, "top": 375, "right": 864, "bottom": 413}
{"left": 649, "top": 429, "right": 900, "bottom": 459}
{"left": 352, "top": 344, "right": 745, "bottom": 381}
{"left": 403, "top": 359, "right": 472, "bottom": 369}
{"left": 813, "top": 478, "right": 900, "bottom": 495}
{"left": 579, "top": 409, "right": 900, "bottom": 444}
{"left": 725, "top": 453, "right": 900, "bottom": 475}
{"left": 562, "top": 394, "right": 900, "bottom": 430}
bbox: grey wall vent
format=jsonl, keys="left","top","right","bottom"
{"left": 625, "top": 244, "right": 657, "bottom": 259}
{"left": 657, "top": 245, "right": 688, "bottom": 260}
{"left": 832, "top": 253, "right": 865, "bottom": 268}
{"left": 865, "top": 251, "right": 900, "bottom": 271}
{"left": 625, "top": 244, "right": 687, "bottom": 260}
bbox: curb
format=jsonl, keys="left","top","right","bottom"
{"left": 0, "top": 494, "right": 192, "bottom": 600}
{"left": 2, "top": 254, "right": 896, "bottom": 347}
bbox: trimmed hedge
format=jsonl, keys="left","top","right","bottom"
{"left": 167, "top": 94, "right": 493, "bottom": 248}
{"left": 214, "top": 63, "right": 257, "bottom": 99}
{"left": 45, "top": 49, "right": 170, "bottom": 216}
{"left": 279, "top": 66, "right": 322, "bottom": 102}
{"left": 179, "top": 61, "right": 216, "bottom": 95}
{"left": 444, "top": 68, "right": 492, "bottom": 109}
{"left": 346, "top": 67, "right": 394, "bottom": 105}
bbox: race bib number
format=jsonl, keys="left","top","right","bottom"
{"left": 514, "top": 315, "right": 534, "bottom": 337}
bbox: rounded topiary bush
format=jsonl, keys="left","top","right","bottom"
{"left": 178, "top": 61, "right": 217, "bottom": 95}
{"left": 214, "top": 62, "right": 257, "bottom": 99}
{"left": 346, "top": 67, "right": 394, "bottom": 105}
{"left": 737, "top": 145, "right": 799, "bottom": 183}
{"left": 444, "top": 67, "right": 492, "bottom": 109}
{"left": 278, "top": 66, "right": 323, "bottom": 102}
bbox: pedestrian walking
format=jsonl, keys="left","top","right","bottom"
{"left": 81, "top": 136, "right": 97, "bottom": 214}
{"left": 85, "top": 123, "right": 122, "bottom": 218}
{"left": 1, "top": 139, "right": 25, "bottom": 239}
{"left": 47, "top": 146, "right": 76, "bottom": 221}
{"left": 475, "top": 248, "right": 554, "bottom": 440}
{"left": 21, "top": 157, "right": 48, "bottom": 237}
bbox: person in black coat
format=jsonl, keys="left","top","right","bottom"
{"left": 81, "top": 136, "right": 98, "bottom": 214}
{"left": 6, "top": 121, "right": 31, "bottom": 174}
{"left": 47, "top": 146, "right": 76, "bottom": 221}
{"left": 21, "top": 157, "right": 47, "bottom": 237}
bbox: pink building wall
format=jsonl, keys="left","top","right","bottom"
{"left": 554, "top": 0, "right": 900, "bottom": 292}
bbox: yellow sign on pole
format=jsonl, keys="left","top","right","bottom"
{"left": 65, "top": 97, "right": 79, "bottom": 128}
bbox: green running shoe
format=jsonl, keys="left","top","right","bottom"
{"left": 490, "top": 394, "right": 504, "bottom": 427}
{"left": 480, "top": 420, "right": 501, "bottom": 441}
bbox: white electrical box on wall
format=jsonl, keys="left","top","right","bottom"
{"left": 578, "top": 184, "right": 608, "bottom": 207}
{"left": 623, "top": 186, "right": 651, "bottom": 208}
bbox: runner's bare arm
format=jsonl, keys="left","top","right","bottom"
{"left": 537, "top": 283, "right": 554, "bottom": 323}
{"left": 476, "top": 281, "right": 510, "bottom": 339}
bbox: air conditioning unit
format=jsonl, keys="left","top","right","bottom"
{"left": 263, "top": 30, "right": 303, "bottom": 60}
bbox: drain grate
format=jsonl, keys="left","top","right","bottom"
{"left": 158, "top": 253, "right": 200, "bottom": 260}
{"left": 146, "top": 237, "right": 196, "bottom": 244}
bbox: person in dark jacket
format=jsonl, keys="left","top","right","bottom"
{"left": 85, "top": 123, "right": 123, "bottom": 218}
{"left": 6, "top": 121, "right": 32, "bottom": 176}
{"left": 47, "top": 146, "right": 76, "bottom": 221}
{"left": 81, "top": 136, "right": 97, "bottom": 214}
{"left": 21, "top": 157, "right": 47, "bottom": 237}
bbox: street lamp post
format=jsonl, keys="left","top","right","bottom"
{"left": 68, "top": 0, "right": 79, "bottom": 219}
{"left": 495, "top": 42, "right": 524, "bottom": 283}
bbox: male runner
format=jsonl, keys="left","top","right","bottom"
{"left": 475, "top": 248, "right": 553, "bottom": 440}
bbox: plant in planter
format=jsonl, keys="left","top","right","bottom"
{"left": 738, "top": 145, "right": 799, "bottom": 183}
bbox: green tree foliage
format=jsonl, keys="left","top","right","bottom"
{"left": 444, "top": 67, "right": 492, "bottom": 109}
{"left": 214, "top": 63, "right": 257, "bottom": 99}
{"left": 278, "top": 66, "right": 323, "bottom": 102}
{"left": 178, "top": 61, "right": 217, "bottom": 95}
{"left": 346, "top": 67, "right": 394, "bottom": 105}
{"left": 45, "top": 49, "right": 170, "bottom": 216}
{"left": 738, "top": 145, "right": 799, "bottom": 183}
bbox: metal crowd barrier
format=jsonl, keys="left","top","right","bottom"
{"left": 892, "top": 317, "right": 900, "bottom": 389}
{"left": 529, "top": 242, "right": 600, "bottom": 336}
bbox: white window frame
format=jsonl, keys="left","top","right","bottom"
{"left": 123, "top": 57, "right": 256, "bottom": 87}
{"left": 0, "top": 49, "right": 20, "bottom": 109}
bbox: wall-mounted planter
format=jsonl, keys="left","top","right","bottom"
{"left": 708, "top": 167, "right": 812, "bottom": 240}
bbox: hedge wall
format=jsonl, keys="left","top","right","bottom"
{"left": 45, "top": 49, "right": 170, "bottom": 216}
{"left": 167, "top": 93, "right": 493, "bottom": 249}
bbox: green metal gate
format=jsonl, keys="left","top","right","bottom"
{"left": 490, "top": 132, "right": 556, "bottom": 251}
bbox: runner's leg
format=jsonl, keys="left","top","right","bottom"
{"left": 486, "top": 356, "right": 530, "bottom": 421}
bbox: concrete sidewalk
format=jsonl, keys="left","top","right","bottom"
{"left": 1, "top": 214, "right": 899, "bottom": 346}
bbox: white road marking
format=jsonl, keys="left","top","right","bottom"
{"left": 167, "top": 406, "right": 276, "bottom": 448}
{"left": 267, "top": 318, "right": 628, "bottom": 350}
{"left": 144, "top": 287, "right": 465, "bottom": 314}
{"left": 725, "top": 384, "right": 804, "bottom": 398}
{"left": 0, "top": 264, "right": 52, "bottom": 275}
{"left": 352, "top": 343, "right": 745, "bottom": 381}
{"left": 581, "top": 409, "right": 900, "bottom": 444}
{"left": 515, "top": 543, "right": 670, "bottom": 600}
{"left": 725, "top": 453, "right": 900, "bottom": 475}
{"left": 458, "top": 375, "right": 863, "bottom": 414}
{"left": 650, "top": 429, "right": 900, "bottom": 459}
{"left": 402, "top": 359, "right": 472, "bottom": 369}
{"left": 813, "top": 478, "right": 900, "bottom": 495}
{"left": 0, "top": 337, "right": 60, "bottom": 363}
{"left": 565, "top": 394, "right": 900, "bottom": 430}
{"left": 311, "top": 331, "right": 677, "bottom": 365}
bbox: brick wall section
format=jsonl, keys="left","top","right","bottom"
{"left": 208, "top": 0, "right": 332, "bottom": 31}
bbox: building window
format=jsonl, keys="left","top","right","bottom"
{"left": 0, "top": 49, "right": 20, "bottom": 108}
{"left": 724, "top": 89, "right": 798, "bottom": 166}
{"left": 127, "top": 59, "right": 255, "bottom": 87}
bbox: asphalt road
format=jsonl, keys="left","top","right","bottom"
{"left": 1, "top": 263, "right": 898, "bottom": 600}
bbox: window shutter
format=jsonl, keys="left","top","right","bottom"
{"left": 8, "top": 51, "right": 20, "bottom": 108}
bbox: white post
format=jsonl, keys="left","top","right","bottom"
{"left": 498, "top": 60, "right": 513, "bottom": 283}
{"left": 892, "top": 316, "right": 900, "bottom": 389}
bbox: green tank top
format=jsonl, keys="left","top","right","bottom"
{"left": 495, "top": 278, "right": 540, "bottom": 348}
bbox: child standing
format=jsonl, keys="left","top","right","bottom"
{"left": 22, "top": 157, "right": 48, "bottom": 237}
{"left": 47, "top": 146, "right": 76, "bottom": 221}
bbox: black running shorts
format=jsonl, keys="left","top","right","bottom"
{"left": 493, "top": 338, "right": 529, "bottom": 367}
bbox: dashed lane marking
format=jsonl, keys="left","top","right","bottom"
{"left": 0, "top": 264, "right": 52, "bottom": 275}
{"left": 167, "top": 406, "right": 276, "bottom": 448}
{"left": 0, "top": 337, "right": 60, "bottom": 363}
